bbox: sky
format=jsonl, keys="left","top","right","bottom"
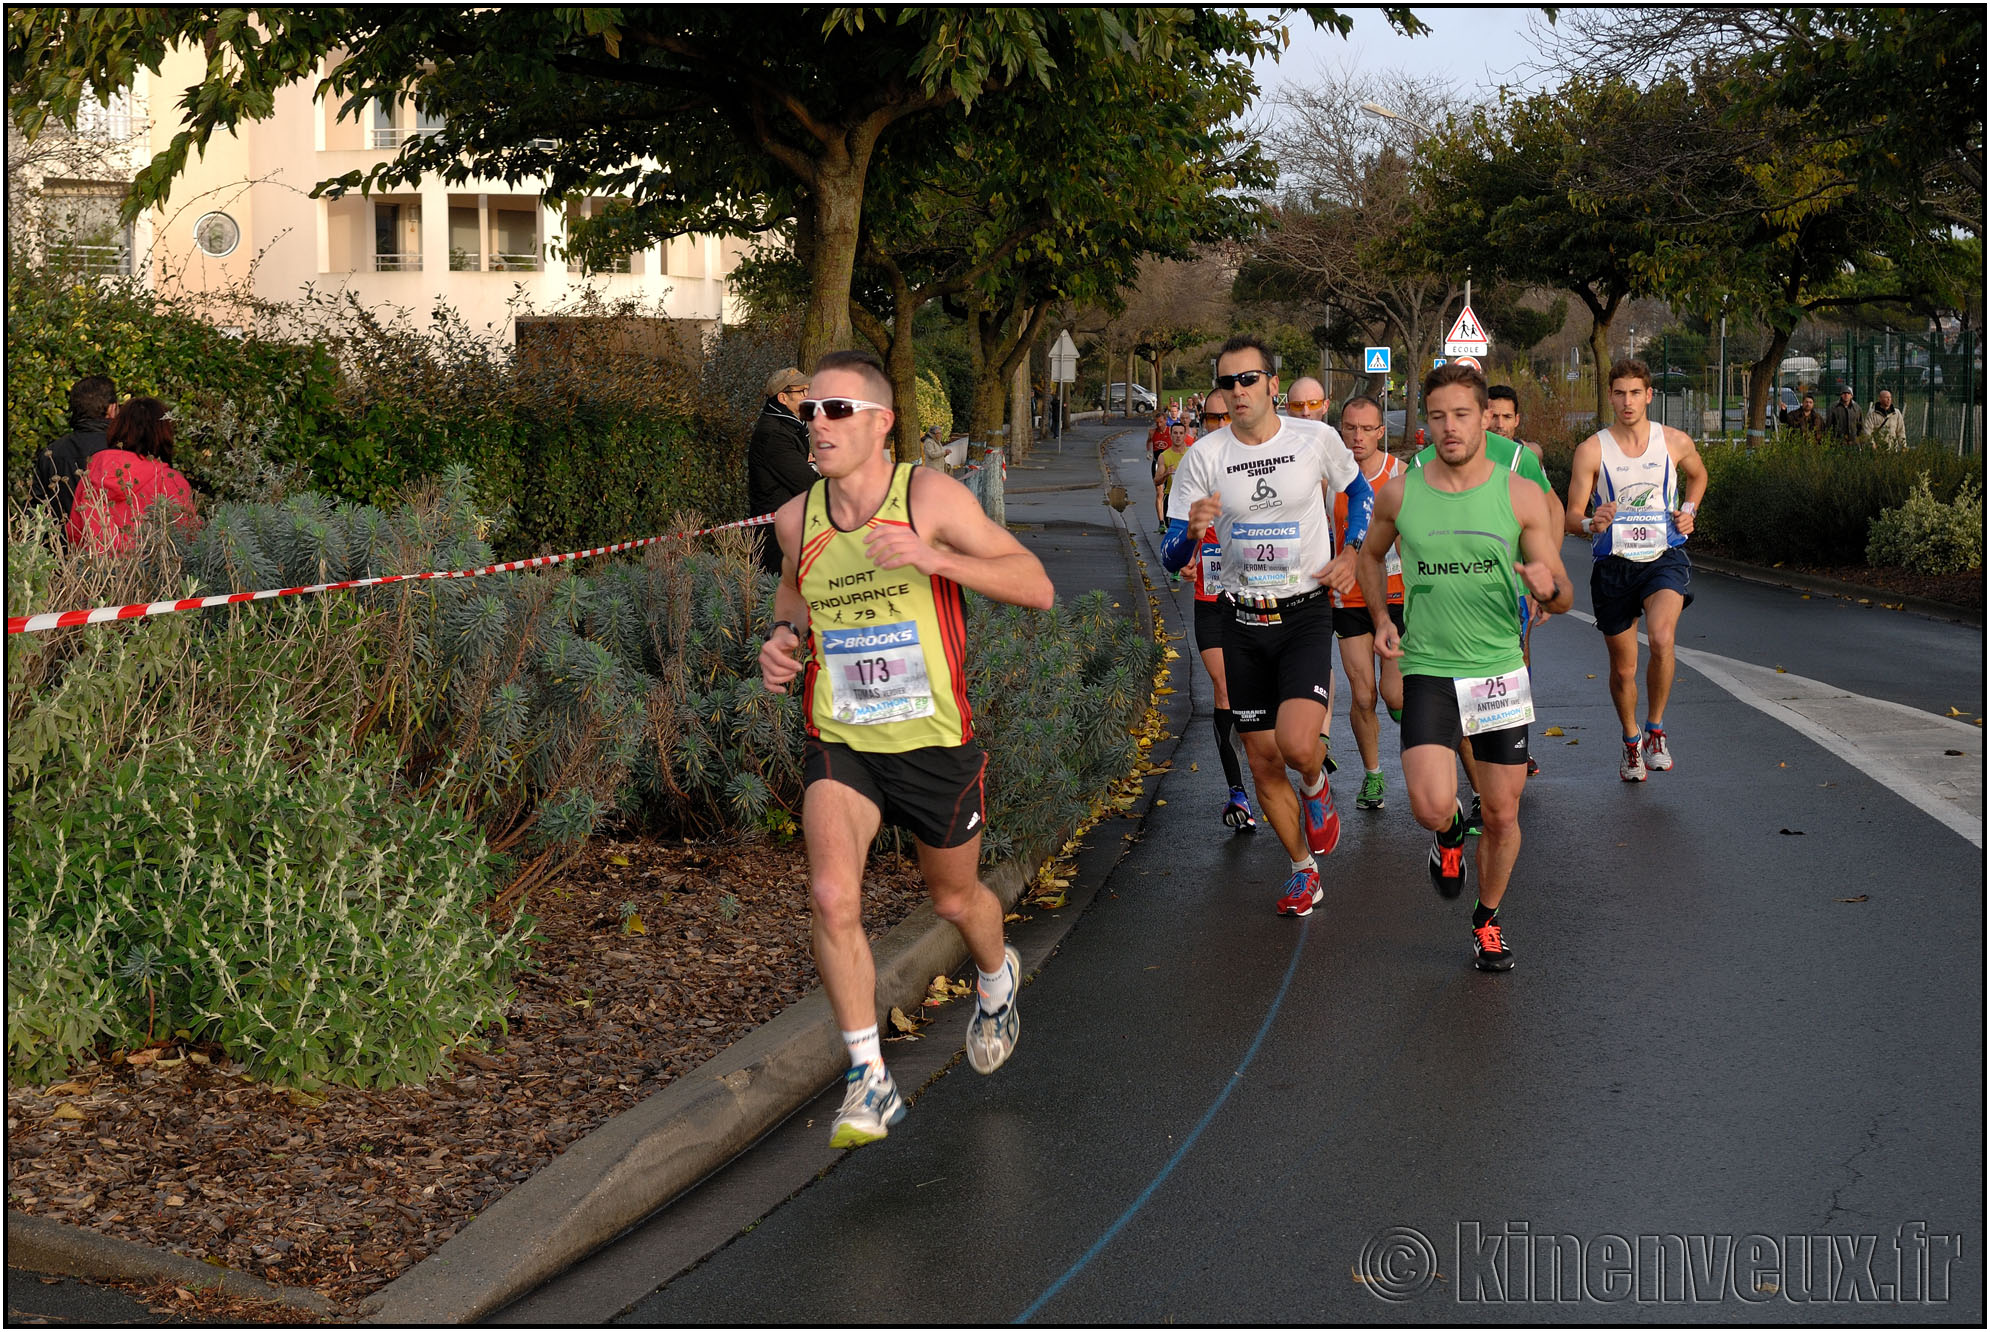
{"left": 1252, "top": 6, "right": 1564, "bottom": 101}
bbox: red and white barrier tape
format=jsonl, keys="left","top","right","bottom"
{"left": 7, "top": 513, "right": 776, "bottom": 635}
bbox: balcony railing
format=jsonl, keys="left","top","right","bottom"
{"left": 50, "top": 242, "right": 132, "bottom": 277}
{"left": 489, "top": 252, "right": 541, "bottom": 272}
{"left": 373, "top": 253, "right": 422, "bottom": 272}
{"left": 369, "top": 125, "right": 445, "bottom": 149}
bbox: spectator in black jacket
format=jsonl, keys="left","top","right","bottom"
{"left": 31, "top": 376, "right": 119, "bottom": 536}
{"left": 748, "top": 366, "right": 815, "bottom": 574}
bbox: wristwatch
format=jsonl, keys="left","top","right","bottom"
{"left": 770, "top": 619, "right": 801, "bottom": 640}
{"left": 1580, "top": 516, "right": 1594, "bottom": 534}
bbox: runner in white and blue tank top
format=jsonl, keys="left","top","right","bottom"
{"left": 1565, "top": 359, "right": 1710, "bottom": 783}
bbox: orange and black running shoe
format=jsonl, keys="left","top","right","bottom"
{"left": 1472, "top": 918, "right": 1515, "bottom": 972}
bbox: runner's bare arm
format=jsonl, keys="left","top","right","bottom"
{"left": 1564, "top": 435, "right": 1608, "bottom": 535}
{"left": 1358, "top": 475, "right": 1406, "bottom": 658}
{"left": 760, "top": 493, "right": 812, "bottom": 693}
{"left": 863, "top": 467, "right": 1055, "bottom": 609}
{"left": 1512, "top": 474, "right": 1573, "bottom": 614}
{"left": 1669, "top": 427, "right": 1709, "bottom": 535}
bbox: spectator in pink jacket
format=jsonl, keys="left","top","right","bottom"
{"left": 65, "top": 396, "right": 198, "bottom": 553}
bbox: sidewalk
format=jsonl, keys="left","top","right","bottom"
{"left": 5, "top": 420, "right": 1166, "bottom": 1326}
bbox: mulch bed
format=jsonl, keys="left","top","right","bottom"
{"left": 1774, "top": 562, "right": 1983, "bottom": 610}
{"left": 5, "top": 834, "right": 931, "bottom": 1318}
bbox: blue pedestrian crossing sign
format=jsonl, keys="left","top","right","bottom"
{"left": 1363, "top": 346, "right": 1391, "bottom": 374}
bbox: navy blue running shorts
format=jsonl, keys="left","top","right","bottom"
{"left": 1590, "top": 547, "right": 1694, "bottom": 637}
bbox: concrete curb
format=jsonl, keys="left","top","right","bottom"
{"left": 5, "top": 1210, "right": 334, "bottom": 1316}
{"left": 359, "top": 856, "right": 1039, "bottom": 1325}
{"left": 1690, "top": 552, "right": 1982, "bottom": 626}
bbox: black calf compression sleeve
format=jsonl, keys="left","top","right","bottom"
{"left": 1213, "top": 708, "right": 1246, "bottom": 789}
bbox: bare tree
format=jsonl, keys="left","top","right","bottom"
{"left": 1253, "top": 67, "right": 1463, "bottom": 433}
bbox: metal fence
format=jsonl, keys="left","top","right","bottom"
{"left": 1632, "top": 325, "right": 1982, "bottom": 454}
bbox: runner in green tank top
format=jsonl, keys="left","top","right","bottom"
{"left": 1357, "top": 364, "right": 1571, "bottom": 973}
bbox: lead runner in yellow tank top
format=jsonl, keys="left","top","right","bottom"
{"left": 758, "top": 349, "right": 1055, "bottom": 1150}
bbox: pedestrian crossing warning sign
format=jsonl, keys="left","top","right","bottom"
{"left": 1443, "top": 305, "right": 1489, "bottom": 356}
{"left": 1364, "top": 346, "right": 1391, "bottom": 374}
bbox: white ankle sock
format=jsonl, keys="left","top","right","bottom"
{"left": 1290, "top": 854, "right": 1317, "bottom": 874}
{"left": 1299, "top": 767, "right": 1327, "bottom": 797}
{"left": 842, "top": 1025, "right": 882, "bottom": 1072}
{"left": 976, "top": 958, "right": 1015, "bottom": 1014}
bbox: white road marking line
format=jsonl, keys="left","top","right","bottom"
{"left": 1564, "top": 609, "right": 1983, "bottom": 847}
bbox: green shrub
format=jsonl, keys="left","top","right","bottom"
{"left": 915, "top": 369, "right": 954, "bottom": 439}
{"left": 7, "top": 505, "right": 530, "bottom": 1088}
{"left": 1867, "top": 474, "right": 1984, "bottom": 574}
{"left": 971, "top": 590, "right": 1160, "bottom": 864}
{"left": 5, "top": 268, "right": 749, "bottom": 559}
{"left": 1688, "top": 440, "right": 1981, "bottom": 566}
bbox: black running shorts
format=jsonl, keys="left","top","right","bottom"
{"left": 1332, "top": 603, "right": 1406, "bottom": 640}
{"left": 1193, "top": 597, "right": 1228, "bottom": 657}
{"left": 1399, "top": 673, "right": 1531, "bottom": 765}
{"left": 1221, "top": 595, "right": 1335, "bottom": 732}
{"left": 1590, "top": 547, "right": 1694, "bottom": 637}
{"left": 804, "top": 737, "right": 987, "bottom": 848}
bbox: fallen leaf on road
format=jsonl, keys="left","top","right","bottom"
{"left": 888, "top": 1007, "right": 920, "bottom": 1036}
{"left": 1189, "top": 762, "right": 1198, "bottom": 772}
{"left": 1034, "top": 892, "right": 1067, "bottom": 909}
{"left": 1778, "top": 828, "right": 1805, "bottom": 835}
{"left": 1566, "top": 739, "right": 1579, "bottom": 745}
{"left": 1945, "top": 749, "right": 1965, "bottom": 757}
{"left": 609, "top": 854, "right": 631, "bottom": 866}
{"left": 1836, "top": 895, "right": 1868, "bottom": 903}
{"left": 1818, "top": 782, "right": 1836, "bottom": 788}
{"left": 49, "top": 1103, "right": 85, "bottom": 1121}
{"left": 1543, "top": 726, "right": 1565, "bottom": 736}
{"left": 1801, "top": 594, "right": 1811, "bottom": 600}
{"left": 1775, "top": 666, "right": 1787, "bottom": 673}
{"left": 1948, "top": 706, "right": 1964, "bottom": 716}
{"left": 42, "top": 1081, "right": 93, "bottom": 1097}
{"left": 1586, "top": 674, "right": 1596, "bottom": 679}
{"left": 1778, "top": 761, "right": 1788, "bottom": 767}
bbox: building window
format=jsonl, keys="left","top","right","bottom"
{"left": 369, "top": 100, "right": 402, "bottom": 149}
{"left": 373, "top": 200, "right": 421, "bottom": 271}
{"left": 43, "top": 181, "right": 132, "bottom": 276}
{"left": 193, "top": 211, "right": 241, "bottom": 258}
{"left": 490, "top": 206, "right": 540, "bottom": 272}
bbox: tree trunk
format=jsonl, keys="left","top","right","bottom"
{"left": 797, "top": 138, "right": 877, "bottom": 368}
{"left": 1746, "top": 325, "right": 1794, "bottom": 446}
{"left": 1584, "top": 289, "right": 1625, "bottom": 420}
{"left": 1010, "top": 358, "right": 1033, "bottom": 462}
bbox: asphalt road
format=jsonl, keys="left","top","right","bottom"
{"left": 598, "top": 423, "right": 1984, "bottom": 1325}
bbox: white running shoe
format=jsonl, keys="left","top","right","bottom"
{"left": 1642, "top": 728, "right": 1673, "bottom": 772}
{"left": 1620, "top": 737, "right": 1647, "bottom": 782}
{"left": 965, "top": 945, "right": 1022, "bottom": 1074}
{"left": 829, "top": 1064, "right": 905, "bottom": 1149}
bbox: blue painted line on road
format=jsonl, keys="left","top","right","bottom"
{"left": 1013, "top": 920, "right": 1312, "bottom": 1324}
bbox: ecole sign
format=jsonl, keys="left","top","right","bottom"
{"left": 1442, "top": 305, "right": 1489, "bottom": 358}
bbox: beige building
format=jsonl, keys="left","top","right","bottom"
{"left": 21, "top": 51, "right": 746, "bottom": 339}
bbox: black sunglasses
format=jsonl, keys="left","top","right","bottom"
{"left": 798, "top": 397, "right": 889, "bottom": 422}
{"left": 1213, "top": 369, "right": 1271, "bottom": 392}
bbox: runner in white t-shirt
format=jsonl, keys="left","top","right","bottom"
{"left": 1162, "top": 335, "right": 1373, "bottom": 919}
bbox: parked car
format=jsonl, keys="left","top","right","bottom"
{"left": 1102, "top": 382, "right": 1158, "bottom": 412}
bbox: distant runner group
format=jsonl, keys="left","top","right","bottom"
{"left": 1161, "top": 336, "right": 1706, "bottom": 972}
{"left": 758, "top": 341, "right": 1705, "bottom": 1149}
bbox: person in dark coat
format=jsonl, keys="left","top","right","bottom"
{"left": 30, "top": 375, "right": 118, "bottom": 537}
{"left": 748, "top": 366, "right": 817, "bottom": 574}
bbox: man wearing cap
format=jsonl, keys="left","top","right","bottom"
{"left": 1826, "top": 384, "right": 1863, "bottom": 446}
{"left": 750, "top": 367, "right": 817, "bottom": 574}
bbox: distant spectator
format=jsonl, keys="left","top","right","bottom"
{"left": 1826, "top": 384, "right": 1863, "bottom": 445}
{"left": 30, "top": 375, "right": 118, "bottom": 536}
{"left": 1782, "top": 392, "right": 1824, "bottom": 438}
{"left": 1864, "top": 388, "right": 1907, "bottom": 450}
{"left": 748, "top": 366, "right": 815, "bottom": 575}
{"left": 920, "top": 425, "right": 952, "bottom": 473}
{"left": 66, "top": 396, "right": 197, "bottom": 553}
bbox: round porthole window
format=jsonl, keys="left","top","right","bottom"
{"left": 194, "top": 211, "right": 241, "bottom": 258}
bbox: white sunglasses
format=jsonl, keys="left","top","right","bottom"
{"left": 798, "top": 397, "right": 890, "bottom": 422}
